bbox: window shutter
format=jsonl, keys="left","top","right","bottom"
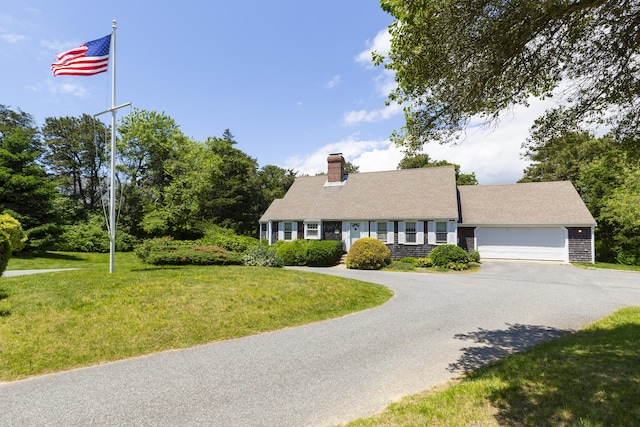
{"left": 447, "top": 221, "right": 457, "bottom": 244}
{"left": 278, "top": 222, "right": 284, "bottom": 242}
{"left": 427, "top": 221, "right": 436, "bottom": 244}
{"left": 370, "top": 222, "right": 378, "bottom": 239}
{"left": 398, "top": 221, "right": 406, "bottom": 244}
{"left": 387, "top": 221, "right": 395, "bottom": 244}
{"left": 291, "top": 221, "right": 298, "bottom": 240}
{"left": 416, "top": 221, "right": 425, "bottom": 244}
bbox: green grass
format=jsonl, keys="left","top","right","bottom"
{"left": 574, "top": 262, "right": 640, "bottom": 272}
{"left": 382, "top": 260, "right": 481, "bottom": 273}
{"left": 0, "top": 252, "right": 393, "bottom": 381}
{"left": 345, "top": 307, "right": 640, "bottom": 426}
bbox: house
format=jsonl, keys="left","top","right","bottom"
{"left": 259, "top": 153, "right": 596, "bottom": 263}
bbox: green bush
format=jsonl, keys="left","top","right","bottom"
{"left": 468, "top": 250, "right": 481, "bottom": 263}
{"left": 145, "top": 245, "right": 243, "bottom": 266}
{"left": 134, "top": 237, "right": 193, "bottom": 262}
{"left": 615, "top": 247, "right": 640, "bottom": 266}
{"left": 0, "top": 231, "right": 11, "bottom": 276}
{"left": 199, "top": 225, "right": 259, "bottom": 253}
{"left": 57, "top": 214, "right": 137, "bottom": 252}
{"left": 274, "top": 240, "right": 344, "bottom": 266}
{"left": 429, "top": 244, "right": 471, "bottom": 267}
{"left": 399, "top": 257, "right": 418, "bottom": 264}
{"left": 345, "top": 237, "right": 391, "bottom": 270}
{"left": 0, "top": 213, "right": 27, "bottom": 253}
{"left": 243, "top": 244, "right": 283, "bottom": 267}
{"left": 416, "top": 257, "right": 433, "bottom": 268}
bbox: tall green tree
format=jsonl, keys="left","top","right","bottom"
{"left": 398, "top": 152, "right": 478, "bottom": 185}
{"left": 42, "top": 114, "right": 109, "bottom": 216}
{"left": 117, "top": 109, "right": 191, "bottom": 236}
{"left": 198, "top": 133, "right": 261, "bottom": 236}
{"left": 379, "top": 0, "right": 640, "bottom": 149}
{"left": 0, "top": 105, "right": 61, "bottom": 250}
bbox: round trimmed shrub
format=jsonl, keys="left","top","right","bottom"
{"left": 0, "top": 213, "right": 27, "bottom": 253}
{"left": 429, "top": 244, "right": 471, "bottom": 267}
{"left": 345, "top": 237, "right": 391, "bottom": 270}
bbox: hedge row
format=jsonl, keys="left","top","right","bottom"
{"left": 135, "top": 238, "right": 243, "bottom": 266}
{"left": 274, "top": 240, "right": 344, "bottom": 267}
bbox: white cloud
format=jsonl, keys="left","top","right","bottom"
{"left": 326, "top": 75, "right": 341, "bottom": 89}
{"left": 343, "top": 102, "right": 402, "bottom": 125}
{"left": 1, "top": 33, "right": 26, "bottom": 43}
{"left": 284, "top": 136, "right": 403, "bottom": 176}
{"left": 355, "top": 28, "right": 391, "bottom": 66}
{"left": 47, "top": 80, "right": 89, "bottom": 98}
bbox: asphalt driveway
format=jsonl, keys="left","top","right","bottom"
{"left": 0, "top": 262, "right": 638, "bottom": 426}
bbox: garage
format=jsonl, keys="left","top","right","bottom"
{"left": 476, "top": 227, "right": 567, "bottom": 261}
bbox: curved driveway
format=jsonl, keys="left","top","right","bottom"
{"left": 1, "top": 262, "right": 639, "bottom": 426}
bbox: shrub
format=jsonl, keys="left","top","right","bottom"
{"left": 399, "top": 257, "right": 418, "bottom": 264}
{"left": 145, "top": 245, "right": 243, "bottom": 266}
{"left": 429, "top": 244, "right": 471, "bottom": 267}
{"left": 243, "top": 244, "right": 283, "bottom": 267}
{"left": 275, "top": 240, "right": 344, "bottom": 266}
{"left": 0, "top": 231, "right": 11, "bottom": 276}
{"left": 416, "top": 257, "right": 433, "bottom": 268}
{"left": 199, "top": 225, "right": 259, "bottom": 253}
{"left": 135, "top": 237, "right": 192, "bottom": 262}
{"left": 306, "top": 240, "right": 343, "bottom": 266}
{"left": 0, "top": 213, "right": 27, "bottom": 253}
{"left": 468, "top": 250, "right": 481, "bottom": 263}
{"left": 57, "top": 214, "right": 137, "bottom": 252}
{"left": 345, "top": 237, "right": 391, "bottom": 270}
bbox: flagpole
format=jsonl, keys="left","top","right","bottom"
{"left": 109, "top": 19, "right": 117, "bottom": 274}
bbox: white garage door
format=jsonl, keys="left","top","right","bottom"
{"left": 476, "top": 227, "right": 567, "bottom": 261}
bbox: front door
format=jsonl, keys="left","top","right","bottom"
{"left": 350, "top": 222, "right": 361, "bottom": 248}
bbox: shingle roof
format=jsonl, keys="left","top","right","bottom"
{"left": 457, "top": 181, "right": 596, "bottom": 225}
{"left": 260, "top": 166, "right": 459, "bottom": 222}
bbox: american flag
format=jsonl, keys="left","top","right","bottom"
{"left": 51, "top": 34, "right": 111, "bottom": 76}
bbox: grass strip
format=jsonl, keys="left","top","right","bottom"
{"left": 0, "top": 252, "right": 392, "bottom": 381}
{"left": 346, "top": 307, "right": 640, "bottom": 426}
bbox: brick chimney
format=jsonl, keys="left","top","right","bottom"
{"left": 327, "top": 153, "right": 345, "bottom": 183}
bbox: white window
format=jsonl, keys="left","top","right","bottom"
{"left": 284, "top": 222, "right": 293, "bottom": 241}
{"left": 405, "top": 221, "right": 417, "bottom": 243}
{"left": 399, "top": 221, "right": 424, "bottom": 244}
{"left": 305, "top": 222, "right": 320, "bottom": 239}
{"left": 377, "top": 222, "right": 387, "bottom": 242}
{"left": 436, "top": 221, "right": 448, "bottom": 244}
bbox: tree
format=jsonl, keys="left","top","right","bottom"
{"left": 398, "top": 152, "right": 478, "bottom": 185}
{"left": 0, "top": 105, "right": 61, "bottom": 251}
{"left": 117, "top": 109, "right": 191, "bottom": 235}
{"left": 379, "top": 0, "right": 640, "bottom": 149}
{"left": 42, "top": 114, "right": 109, "bottom": 216}
{"left": 257, "top": 165, "right": 296, "bottom": 210}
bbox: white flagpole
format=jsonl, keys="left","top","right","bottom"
{"left": 94, "top": 20, "right": 130, "bottom": 273}
{"left": 109, "top": 19, "right": 117, "bottom": 274}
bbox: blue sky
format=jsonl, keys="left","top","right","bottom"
{"left": 1, "top": 1, "right": 561, "bottom": 184}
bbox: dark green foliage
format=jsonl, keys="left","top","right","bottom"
{"left": 199, "top": 225, "right": 259, "bottom": 253}
{"left": 243, "top": 244, "right": 283, "bottom": 267}
{"left": 0, "top": 231, "right": 11, "bottom": 276}
{"left": 468, "top": 250, "right": 481, "bottom": 263}
{"left": 0, "top": 106, "right": 62, "bottom": 250}
{"left": 135, "top": 238, "right": 242, "bottom": 265}
{"left": 145, "top": 245, "right": 243, "bottom": 266}
{"left": 429, "top": 244, "right": 473, "bottom": 267}
{"left": 274, "top": 240, "right": 344, "bottom": 267}
{"left": 57, "top": 216, "right": 137, "bottom": 253}
{"left": 345, "top": 237, "right": 391, "bottom": 270}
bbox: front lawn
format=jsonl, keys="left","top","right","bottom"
{"left": 0, "top": 252, "right": 392, "bottom": 381}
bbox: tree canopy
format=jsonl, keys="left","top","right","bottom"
{"left": 379, "top": 0, "right": 640, "bottom": 149}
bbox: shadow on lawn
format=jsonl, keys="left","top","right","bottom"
{"left": 448, "top": 323, "right": 572, "bottom": 373}
{"left": 450, "top": 317, "right": 640, "bottom": 425}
